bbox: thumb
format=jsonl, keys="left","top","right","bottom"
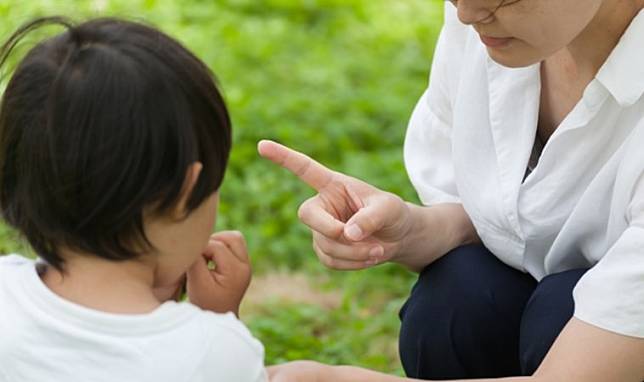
{"left": 343, "top": 202, "right": 385, "bottom": 241}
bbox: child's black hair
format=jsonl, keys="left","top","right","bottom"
{"left": 0, "top": 17, "right": 232, "bottom": 271}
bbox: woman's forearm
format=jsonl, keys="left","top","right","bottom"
{"left": 393, "top": 202, "right": 480, "bottom": 272}
{"left": 332, "top": 366, "right": 532, "bottom": 382}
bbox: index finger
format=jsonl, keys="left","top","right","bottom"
{"left": 210, "top": 231, "right": 249, "bottom": 263}
{"left": 204, "top": 240, "right": 238, "bottom": 274}
{"left": 258, "top": 140, "right": 334, "bottom": 191}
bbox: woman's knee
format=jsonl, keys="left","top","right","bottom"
{"left": 400, "top": 244, "right": 536, "bottom": 324}
{"left": 399, "top": 245, "right": 536, "bottom": 379}
{"left": 399, "top": 245, "right": 506, "bottom": 326}
{"left": 519, "top": 268, "right": 588, "bottom": 375}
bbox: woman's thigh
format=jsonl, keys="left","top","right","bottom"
{"left": 519, "top": 268, "right": 588, "bottom": 375}
{"left": 398, "top": 244, "right": 537, "bottom": 380}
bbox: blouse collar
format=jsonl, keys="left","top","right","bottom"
{"left": 596, "top": 9, "right": 644, "bottom": 107}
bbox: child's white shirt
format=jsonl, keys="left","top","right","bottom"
{"left": 0, "top": 255, "right": 268, "bottom": 382}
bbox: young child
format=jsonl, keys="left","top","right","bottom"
{"left": 0, "top": 17, "right": 267, "bottom": 381}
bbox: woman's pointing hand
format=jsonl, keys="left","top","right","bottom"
{"left": 258, "top": 140, "right": 412, "bottom": 270}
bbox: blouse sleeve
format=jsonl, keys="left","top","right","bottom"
{"left": 404, "top": 3, "right": 469, "bottom": 206}
{"left": 573, "top": 171, "right": 644, "bottom": 338}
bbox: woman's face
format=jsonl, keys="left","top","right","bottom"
{"left": 450, "top": 0, "right": 604, "bottom": 67}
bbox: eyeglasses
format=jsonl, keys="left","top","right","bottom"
{"left": 446, "top": 0, "right": 523, "bottom": 22}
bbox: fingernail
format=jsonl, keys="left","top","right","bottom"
{"left": 345, "top": 224, "right": 362, "bottom": 241}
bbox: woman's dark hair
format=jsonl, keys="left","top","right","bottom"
{"left": 0, "top": 17, "right": 232, "bottom": 271}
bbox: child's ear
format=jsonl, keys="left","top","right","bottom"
{"left": 174, "top": 162, "right": 203, "bottom": 218}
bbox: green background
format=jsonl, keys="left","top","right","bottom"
{"left": 0, "top": 0, "right": 444, "bottom": 374}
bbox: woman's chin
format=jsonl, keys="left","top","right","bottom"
{"left": 486, "top": 44, "right": 541, "bottom": 69}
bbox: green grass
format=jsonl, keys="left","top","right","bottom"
{"left": 0, "top": 0, "right": 444, "bottom": 374}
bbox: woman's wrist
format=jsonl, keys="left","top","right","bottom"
{"left": 393, "top": 202, "right": 479, "bottom": 272}
{"left": 434, "top": 202, "right": 479, "bottom": 247}
{"left": 331, "top": 365, "right": 419, "bottom": 382}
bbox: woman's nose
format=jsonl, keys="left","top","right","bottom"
{"left": 453, "top": 0, "right": 494, "bottom": 25}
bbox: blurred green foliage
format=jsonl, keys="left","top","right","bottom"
{"left": 0, "top": 0, "right": 443, "bottom": 374}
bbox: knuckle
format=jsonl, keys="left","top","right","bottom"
{"left": 211, "top": 240, "right": 226, "bottom": 251}
{"left": 232, "top": 231, "right": 247, "bottom": 245}
{"left": 322, "top": 256, "right": 337, "bottom": 269}
{"left": 360, "top": 213, "right": 378, "bottom": 233}
{"left": 313, "top": 245, "right": 336, "bottom": 269}
{"left": 312, "top": 241, "right": 321, "bottom": 255}
{"left": 297, "top": 203, "right": 310, "bottom": 222}
{"left": 382, "top": 192, "right": 403, "bottom": 210}
{"left": 353, "top": 247, "right": 371, "bottom": 261}
{"left": 314, "top": 236, "right": 330, "bottom": 253}
{"left": 383, "top": 191, "right": 398, "bottom": 201}
{"left": 327, "top": 222, "right": 344, "bottom": 239}
{"left": 293, "top": 157, "right": 312, "bottom": 178}
{"left": 297, "top": 197, "right": 319, "bottom": 223}
{"left": 242, "top": 264, "right": 252, "bottom": 279}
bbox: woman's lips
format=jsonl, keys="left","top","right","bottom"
{"left": 479, "top": 34, "right": 513, "bottom": 48}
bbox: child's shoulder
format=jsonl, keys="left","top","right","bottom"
{"left": 171, "top": 306, "right": 267, "bottom": 381}
{"left": 183, "top": 306, "right": 265, "bottom": 356}
{"left": 0, "top": 254, "right": 33, "bottom": 281}
{"left": 198, "top": 309, "right": 259, "bottom": 340}
{"left": 0, "top": 253, "right": 32, "bottom": 266}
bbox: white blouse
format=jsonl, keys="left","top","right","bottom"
{"left": 404, "top": 3, "right": 644, "bottom": 338}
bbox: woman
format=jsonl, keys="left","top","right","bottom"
{"left": 260, "top": 0, "right": 644, "bottom": 380}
